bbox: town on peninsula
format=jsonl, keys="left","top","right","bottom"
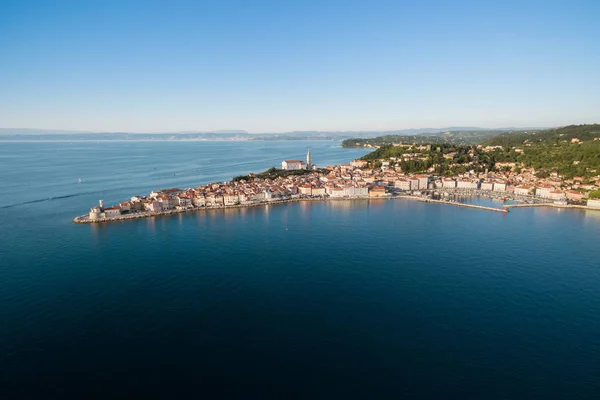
{"left": 74, "top": 124, "right": 600, "bottom": 223}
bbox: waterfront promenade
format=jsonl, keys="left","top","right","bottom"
{"left": 74, "top": 196, "right": 395, "bottom": 224}
{"left": 74, "top": 193, "right": 510, "bottom": 224}
{"left": 75, "top": 189, "right": 600, "bottom": 224}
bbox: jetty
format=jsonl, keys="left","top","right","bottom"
{"left": 417, "top": 198, "right": 508, "bottom": 213}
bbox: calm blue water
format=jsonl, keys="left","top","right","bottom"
{"left": 1, "top": 141, "right": 600, "bottom": 398}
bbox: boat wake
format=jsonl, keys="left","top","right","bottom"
{"left": 0, "top": 191, "right": 104, "bottom": 210}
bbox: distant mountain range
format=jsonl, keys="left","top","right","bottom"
{"left": 0, "top": 126, "right": 553, "bottom": 141}
{"left": 0, "top": 128, "right": 250, "bottom": 135}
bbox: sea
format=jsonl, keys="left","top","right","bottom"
{"left": 1, "top": 140, "right": 600, "bottom": 398}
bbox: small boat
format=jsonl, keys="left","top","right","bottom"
{"left": 77, "top": 178, "right": 82, "bottom": 184}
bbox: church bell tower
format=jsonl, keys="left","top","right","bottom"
{"left": 306, "top": 149, "right": 311, "bottom": 170}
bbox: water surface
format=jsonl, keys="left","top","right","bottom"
{"left": 1, "top": 141, "right": 599, "bottom": 398}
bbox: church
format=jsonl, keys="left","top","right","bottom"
{"left": 281, "top": 150, "right": 317, "bottom": 170}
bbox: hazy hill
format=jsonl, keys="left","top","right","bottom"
{"left": 341, "top": 129, "right": 531, "bottom": 147}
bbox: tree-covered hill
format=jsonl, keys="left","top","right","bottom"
{"left": 358, "top": 143, "right": 496, "bottom": 176}
{"left": 485, "top": 124, "right": 600, "bottom": 147}
{"left": 492, "top": 140, "right": 600, "bottom": 178}
{"left": 354, "top": 124, "right": 600, "bottom": 178}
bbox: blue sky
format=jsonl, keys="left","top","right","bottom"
{"left": 1, "top": 0, "right": 599, "bottom": 132}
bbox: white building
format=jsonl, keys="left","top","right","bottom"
{"left": 89, "top": 206, "right": 102, "bottom": 220}
{"left": 177, "top": 196, "right": 192, "bottom": 207}
{"left": 456, "top": 179, "right": 478, "bottom": 189}
{"left": 146, "top": 201, "right": 162, "bottom": 212}
{"left": 536, "top": 185, "right": 554, "bottom": 198}
{"left": 298, "top": 185, "right": 312, "bottom": 195}
{"left": 414, "top": 174, "right": 429, "bottom": 190}
{"left": 158, "top": 198, "right": 174, "bottom": 210}
{"left": 281, "top": 160, "right": 306, "bottom": 170}
{"left": 409, "top": 177, "right": 420, "bottom": 190}
{"left": 442, "top": 178, "right": 456, "bottom": 189}
{"left": 481, "top": 182, "right": 494, "bottom": 191}
{"left": 212, "top": 195, "right": 224, "bottom": 206}
{"left": 104, "top": 206, "right": 121, "bottom": 217}
{"left": 587, "top": 198, "right": 600, "bottom": 208}
{"left": 342, "top": 186, "right": 355, "bottom": 196}
{"left": 548, "top": 190, "right": 566, "bottom": 201}
{"left": 224, "top": 194, "right": 239, "bottom": 206}
{"left": 193, "top": 196, "right": 206, "bottom": 207}
{"left": 329, "top": 187, "right": 344, "bottom": 198}
{"left": 312, "top": 187, "right": 326, "bottom": 196}
{"left": 493, "top": 182, "right": 507, "bottom": 192}
{"left": 354, "top": 187, "right": 368, "bottom": 196}
{"left": 394, "top": 178, "right": 411, "bottom": 191}
{"left": 514, "top": 185, "right": 533, "bottom": 196}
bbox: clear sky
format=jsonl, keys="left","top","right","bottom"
{"left": 1, "top": 0, "right": 599, "bottom": 133}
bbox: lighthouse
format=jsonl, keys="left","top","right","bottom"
{"left": 306, "top": 149, "right": 311, "bottom": 170}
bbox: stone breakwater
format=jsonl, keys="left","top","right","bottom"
{"left": 416, "top": 198, "right": 509, "bottom": 213}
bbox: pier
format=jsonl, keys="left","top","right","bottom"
{"left": 417, "top": 198, "right": 508, "bottom": 213}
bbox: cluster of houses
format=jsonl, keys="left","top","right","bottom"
{"left": 87, "top": 155, "right": 600, "bottom": 220}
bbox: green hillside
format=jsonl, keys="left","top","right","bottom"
{"left": 485, "top": 124, "right": 600, "bottom": 146}
{"left": 354, "top": 124, "right": 600, "bottom": 178}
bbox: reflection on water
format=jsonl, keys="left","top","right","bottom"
{"left": 326, "top": 199, "right": 369, "bottom": 212}
{"left": 584, "top": 209, "right": 600, "bottom": 224}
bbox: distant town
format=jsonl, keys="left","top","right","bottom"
{"left": 74, "top": 141, "right": 600, "bottom": 224}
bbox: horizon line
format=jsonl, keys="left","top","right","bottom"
{"left": 0, "top": 124, "right": 582, "bottom": 135}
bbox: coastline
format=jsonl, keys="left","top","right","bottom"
{"left": 74, "top": 196, "right": 382, "bottom": 224}
{"left": 72, "top": 191, "right": 600, "bottom": 224}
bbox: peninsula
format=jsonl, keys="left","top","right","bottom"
{"left": 73, "top": 128, "right": 600, "bottom": 224}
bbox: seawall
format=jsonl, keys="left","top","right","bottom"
{"left": 74, "top": 197, "right": 378, "bottom": 224}
{"left": 73, "top": 194, "right": 514, "bottom": 224}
